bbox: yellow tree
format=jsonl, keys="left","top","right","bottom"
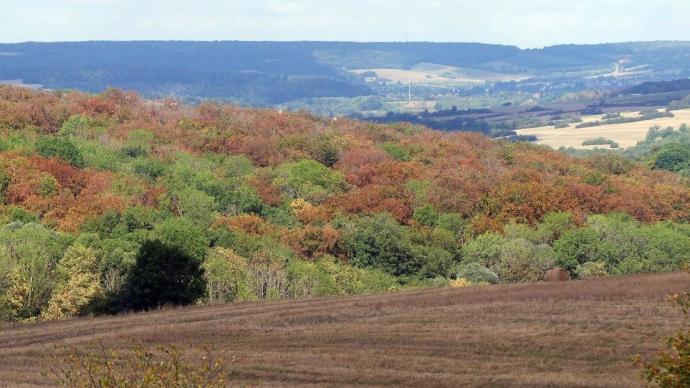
{"left": 42, "top": 245, "right": 101, "bottom": 320}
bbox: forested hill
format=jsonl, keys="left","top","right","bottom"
{"left": 1, "top": 41, "right": 690, "bottom": 105}
{"left": 1, "top": 86, "right": 690, "bottom": 322}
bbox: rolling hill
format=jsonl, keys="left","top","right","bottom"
{"left": 2, "top": 41, "right": 690, "bottom": 106}
{"left": 0, "top": 272, "right": 687, "bottom": 386}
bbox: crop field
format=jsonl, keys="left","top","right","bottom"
{"left": 0, "top": 272, "right": 687, "bottom": 387}
{"left": 517, "top": 108, "right": 690, "bottom": 149}
{"left": 351, "top": 63, "right": 529, "bottom": 86}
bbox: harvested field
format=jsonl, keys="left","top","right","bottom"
{"left": 0, "top": 272, "right": 688, "bottom": 387}
{"left": 351, "top": 63, "right": 529, "bottom": 85}
{"left": 517, "top": 108, "right": 690, "bottom": 149}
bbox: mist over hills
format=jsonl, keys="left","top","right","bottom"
{"left": 1, "top": 41, "right": 690, "bottom": 106}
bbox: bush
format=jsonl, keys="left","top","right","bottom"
{"left": 577, "top": 260, "right": 608, "bottom": 278}
{"left": 35, "top": 136, "right": 85, "bottom": 167}
{"left": 273, "top": 159, "right": 347, "bottom": 203}
{"left": 632, "top": 268, "right": 690, "bottom": 386}
{"left": 413, "top": 204, "right": 438, "bottom": 226}
{"left": 495, "top": 239, "right": 553, "bottom": 283}
{"left": 553, "top": 227, "right": 616, "bottom": 271}
{"left": 461, "top": 233, "right": 505, "bottom": 270}
{"left": 653, "top": 143, "right": 690, "bottom": 172}
{"left": 436, "top": 212, "right": 465, "bottom": 235}
{"left": 380, "top": 142, "right": 412, "bottom": 161}
{"left": 581, "top": 137, "right": 620, "bottom": 148}
{"left": 456, "top": 262, "right": 499, "bottom": 284}
{"left": 132, "top": 157, "right": 167, "bottom": 180}
{"left": 5, "top": 206, "right": 39, "bottom": 224}
{"left": 286, "top": 259, "right": 339, "bottom": 298}
{"left": 49, "top": 340, "right": 228, "bottom": 387}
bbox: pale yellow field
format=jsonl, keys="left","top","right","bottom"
{"left": 516, "top": 109, "right": 690, "bottom": 149}
{"left": 351, "top": 62, "right": 529, "bottom": 86}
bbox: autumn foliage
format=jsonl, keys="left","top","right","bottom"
{"left": 0, "top": 85, "right": 689, "bottom": 322}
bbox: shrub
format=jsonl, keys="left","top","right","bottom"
{"left": 170, "top": 188, "right": 218, "bottom": 227}
{"left": 495, "top": 239, "right": 553, "bottom": 283}
{"left": 553, "top": 227, "right": 616, "bottom": 271}
{"left": 653, "top": 143, "right": 690, "bottom": 172}
{"left": 5, "top": 206, "right": 39, "bottom": 224}
{"left": 0, "top": 223, "right": 71, "bottom": 319}
{"left": 221, "top": 185, "right": 264, "bottom": 215}
{"left": 456, "top": 262, "right": 499, "bottom": 284}
{"left": 413, "top": 204, "right": 439, "bottom": 227}
{"left": 132, "top": 157, "right": 167, "bottom": 180}
{"left": 0, "top": 170, "right": 9, "bottom": 204}
{"left": 121, "top": 143, "right": 148, "bottom": 158}
{"left": 577, "top": 260, "right": 608, "bottom": 279}
{"left": 49, "top": 340, "right": 228, "bottom": 387}
{"left": 632, "top": 268, "right": 690, "bottom": 387}
{"left": 38, "top": 174, "right": 59, "bottom": 197}
{"left": 35, "top": 136, "right": 85, "bottom": 168}
{"left": 461, "top": 233, "right": 506, "bottom": 270}
{"left": 436, "top": 212, "right": 465, "bottom": 235}
{"left": 581, "top": 137, "right": 620, "bottom": 148}
{"left": 286, "top": 259, "right": 338, "bottom": 298}
{"left": 380, "top": 142, "right": 412, "bottom": 161}
{"left": 273, "top": 159, "right": 347, "bottom": 203}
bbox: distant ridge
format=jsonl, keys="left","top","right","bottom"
{"left": 1, "top": 41, "right": 690, "bottom": 105}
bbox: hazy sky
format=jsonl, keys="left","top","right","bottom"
{"left": 2, "top": 0, "right": 690, "bottom": 48}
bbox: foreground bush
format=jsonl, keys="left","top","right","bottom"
{"left": 48, "top": 340, "right": 228, "bottom": 387}
{"left": 633, "top": 269, "right": 690, "bottom": 386}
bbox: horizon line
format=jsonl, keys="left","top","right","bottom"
{"left": 1, "top": 39, "right": 690, "bottom": 51}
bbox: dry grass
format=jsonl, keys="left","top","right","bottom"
{"left": 0, "top": 272, "right": 688, "bottom": 387}
{"left": 516, "top": 108, "right": 690, "bottom": 149}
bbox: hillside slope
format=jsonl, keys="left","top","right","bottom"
{"left": 0, "top": 86, "right": 690, "bottom": 324}
{"left": 2, "top": 41, "right": 690, "bottom": 104}
{"left": 0, "top": 272, "right": 688, "bottom": 387}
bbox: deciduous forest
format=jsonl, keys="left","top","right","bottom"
{"left": 1, "top": 86, "right": 689, "bottom": 322}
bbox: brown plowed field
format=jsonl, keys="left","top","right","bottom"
{"left": 1, "top": 272, "right": 688, "bottom": 387}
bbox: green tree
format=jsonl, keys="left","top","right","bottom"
{"left": 461, "top": 233, "right": 506, "bottom": 270}
{"left": 653, "top": 143, "right": 690, "bottom": 172}
{"left": 342, "top": 213, "right": 422, "bottom": 277}
{"left": 172, "top": 188, "right": 218, "bottom": 227}
{"left": 0, "top": 169, "right": 10, "bottom": 204}
{"left": 202, "top": 247, "right": 254, "bottom": 303}
{"left": 553, "top": 227, "right": 616, "bottom": 272}
{"left": 114, "top": 240, "right": 206, "bottom": 312}
{"left": 273, "top": 159, "right": 347, "bottom": 203}
{"left": 153, "top": 217, "right": 210, "bottom": 262}
{"left": 0, "top": 222, "right": 71, "bottom": 319}
{"left": 413, "top": 204, "right": 439, "bottom": 227}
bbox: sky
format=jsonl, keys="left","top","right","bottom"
{"left": 2, "top": 0, "right": 690, "bottom": 48}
